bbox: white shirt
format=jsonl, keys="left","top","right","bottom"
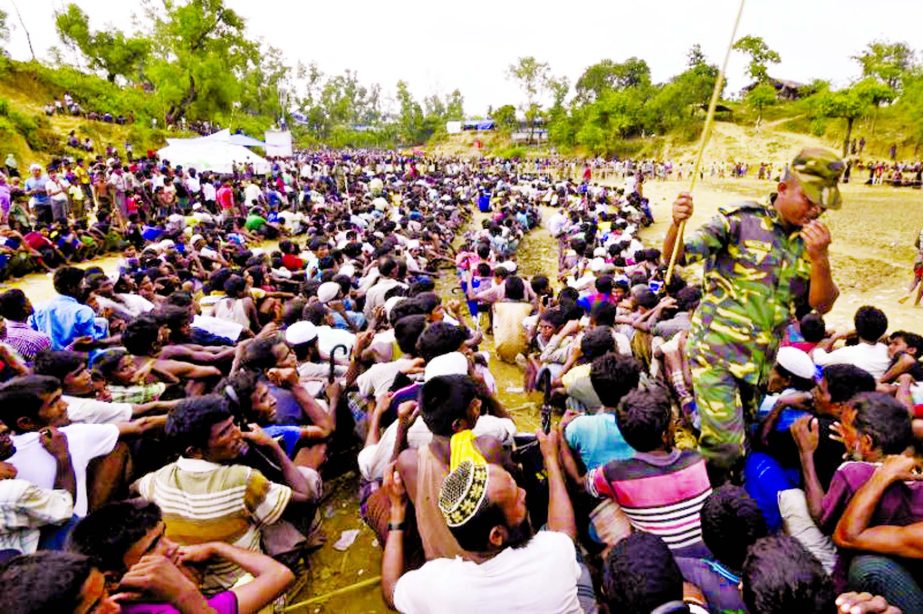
{"left": 64, "top": 395, "right": 133, "bottom": 425}
{"left": 202, "top": 182, "right": 216, "bottom": 201}
{"left": 813, "top": 342, "right": 891, "bottom": 380}
{"left": 8, "top": 424, "right": 119, "bottom": 515}
{"left": 355, "top": 358, "right": 417, "bottom": 400}
{"left": 0, "top": 479, "right": 73, "bottom": 554}
{"left": 244, "top": 183, "right": 262, "bottom": 206}
{"left": 393, "top": 530, "right": 583, "bottom": 614}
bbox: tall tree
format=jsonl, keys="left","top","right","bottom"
{"left": 445, "top": 89, "right": 464, "bottom": 120}
{"left": 815, "top": 79, "right": 894, "bottom": 156}
{"left": 745, "top": 82, "right": 777, "bottom": 127}
{"left": 733, "top": 35, "right": 781, "bottom": 83}
{"left": 395, "top": 80, "right": 424, "bottom": 144}
{"left": 55, "top": 3, "right": 149, "bottom": 82}
{"left": 575, "top": 58, "right": 651, "bottom": 103}
{"left": 146, "top": 0, "right": 256, "bottom": 124}
{"left": 0, "top": 9, "right": 10, "bottom": 42}
{"left": 507, "top": 56, "right": 550, "bottom": 141}
{"left": 852, "top": 40, "right": 916, "bottom": 91}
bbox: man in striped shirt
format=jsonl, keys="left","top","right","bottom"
{"left": 587, "top": 386, "right": 712, "bottom": 558}
{"left": 134, "top": 394, "right": 313, "bottom": 594}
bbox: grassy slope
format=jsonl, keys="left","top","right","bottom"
{"left": 0, "top": 61, "right": 178, "bottom": 165}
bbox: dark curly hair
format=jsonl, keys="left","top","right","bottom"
{"left": 701, "top": 485, "right": 768, "bottom": 571}
{"left": 602, "top": 532, "right": 683, "bottom": 614}
{"left": 165, "top": 394, "right": 232, "bottom": 452}
{"left": 590, "top": 353, "right": 641, "bottom": 409}
{"left": 67, "top": 498, "right": 162, "bottom": 574}
{"left": 742, "top": 535, "right": 835, "bottom": 614}
{"left": 616, "top": 385, "right": 671, "bottom": 452}
{"left": 0, "top": 551, "right": 97, "bottom": 613}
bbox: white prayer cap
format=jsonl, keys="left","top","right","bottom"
{"left": 776, "top": 346, "right": 816, "bottom": 380}
{"left": 285, "top": 321, "right": 317, "bottom": 345}
{"left": 317, "top": 281, "right": 341, "bottom": 303}
{"left": 424, "top": 351, "right": 469, "bottom": 382}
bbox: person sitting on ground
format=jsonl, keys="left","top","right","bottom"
{"left": 91, "top": 348, "right": 169, "bottom": 404}
{"left": 675, "top": 485, "right": 768, "bottom": 613}
{"left": 132, "top": 394, "right": 310, "bottom": 594}
{"left": 555, "top": 326, "right": 617, "bottom": 413}
{"left": 742, "top": 535, "right": 836, "bottom": 614}
{"left": 0, "top": 375, "right": 160, "bottom": 518}
{"left": 879, "top": 329, "right": 923, "bottom": 384}
{"left": 382, "top": 430, "right": 595, "bottom": 613}
{"left": 603, "top": 532, "right": 707, "bottom": 614}
{"left": 813, "top": 305, "right": 891, "bottom": 380}
{"left": 747, "top": 363, "right": 876, "bottom": 532}
{"left": 0, "top": 418, "right": 75, "bottom": 559}
{"left": 833, "top": 454, "right": 923, "bottom": 614}
{"left": 560, "top": 352, "right": 642, "bottom": 477}
{"left": 121, "top": 314, "right": 222, "bottom": 395}
{"left": 586, "top": 385, "right": 712, "bottom": 558}
{"left": 33, "top": 350, "right": 178, "bottom": 424}
{"left": 29, "top": 267, "right": 113, "bottom": 351}
{"left": 66, "top": 498, "right": 295, "bottom": 614}
{"left": 0, "top": 289, "right": 51, "bottom": 363}
{"left": 0, "top": 550, "right": 123, "bottom": 614}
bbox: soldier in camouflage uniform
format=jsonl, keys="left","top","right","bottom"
{"left": 663, "top": 148, "right": 844, "bottom": 474}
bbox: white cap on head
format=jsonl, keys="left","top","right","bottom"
{"left": 339, "top": 263, "right": 356, "bottom": 278}
{"left": 776, "top": 346, "right": 816, "bottom": 380}
{"left": 499, "top": 260, "right": 517, "bottom": 273}
{"left": 317, "top": 281, "right": 341, "bottom": 303}
{"left": 190, "top": 234, "right": 204, "bottom": 245}
{"left": 29, "top": 163, "right": 41, "bottom": 172}
{"left": 589, "top": 258, "right": 607, "bottom": 272}
{"left": 285, "top": 321, "right": 317, "bottom": 345}
{"left": 593, "top": 247, "right": 607, "bottom": 258}
{"left": 424, "top": 351, "right": 469, "bottom": 382}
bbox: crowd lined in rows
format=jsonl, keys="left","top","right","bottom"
{"left": 0, "top": 147, "right": 919, "bottom": 614}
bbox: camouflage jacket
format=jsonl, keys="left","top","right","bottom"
{"left": 683, "top": 201, "right": 811, "bottom": 382}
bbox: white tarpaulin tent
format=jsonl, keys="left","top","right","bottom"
{"left": 264, "top": 130, "right": 293, "bottom": 157}
{"left": 157, "top": 139, "right": 271, "bottom": 175}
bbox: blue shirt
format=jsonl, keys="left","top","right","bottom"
{"left": 25, "top": 176, "right": 50, "bottom": 205}
{"left": 263, "top": 425, "right": 303, "bottom": 457}
{"left": 564, "top": 413, "right": 634, "bottom": 470}
{"left": 29, "top": 295, "right": 107, "bottom": 350}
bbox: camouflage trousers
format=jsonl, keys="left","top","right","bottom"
{"left": 689, "top": 357, "right": 760, "bottom": 470}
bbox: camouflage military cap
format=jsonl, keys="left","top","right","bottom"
{"left": 789, "top": 147, "right": 845, "bottom": 210}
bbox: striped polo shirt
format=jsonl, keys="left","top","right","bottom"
{"left": 588, "top": 449, "right": 712, "bottom": 556}
{"left": 135, "top": 457, "right": 292, "bottom": 594}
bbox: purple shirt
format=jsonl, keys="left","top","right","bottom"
{"left": 119, "top": 590, "right": 237, "bottom": 614}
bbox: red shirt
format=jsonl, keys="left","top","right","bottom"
{"left": 216, "top": 186, "right": 234, "bottom": 210}
{"left": 281, "top": 253, "right": 305, "bottom": 271}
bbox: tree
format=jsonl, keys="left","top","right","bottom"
{"left": 55, "top": 3, "right": 150, "bottom": 82}
{"left": 507, "top": 56, "right": 550, "bottom": 141}
{"left": 492, "top": 104, "right": 518, "bottom": 131}
{"left": 395, "top": 80, "right": 424, "bottom": 144}
{"left": 853, "top": 40, "right": 916, "bottom": 91}
{"left": 145, "top": 0, "right": 256, "bottom": 124}
{"left": 0, "top": 9, "right": 10, "bottom": 42}
{"left": 687, "top": 44, "right": 707, "bottom": 68}
{"left": 575, "top": 57, "right": 651, "bottom": 103}
{"left": 814, "top": 79, "right": 893, "bottom": 156}
{"left": 733, "top": 35, "right": 781, "bottom": 83}
{"left": 445, "top": 89, "right": 464, "bottom": 121}
{"left": 745, "top": 82, "right": 777, "bottom": 127}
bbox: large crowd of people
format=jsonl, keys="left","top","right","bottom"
{"left": 0, "top": 143, "right": 919, "bottom": 614}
